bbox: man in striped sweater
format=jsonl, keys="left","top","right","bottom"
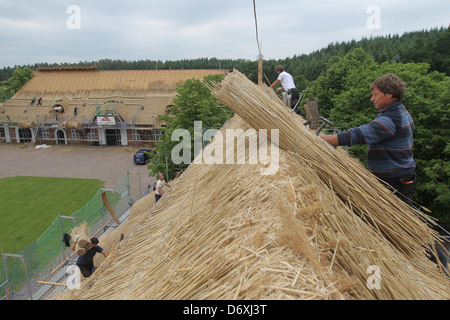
{"left": 321, "top": 73, "right": 417, "bottom": 206}
{"left": 321, "top": 74, "right": 449, "bottom": 274}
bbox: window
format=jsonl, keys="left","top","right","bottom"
{"left": 42, "top": 128, "right": 50, "bottom": 139}
{"left": 72, "top": 129, "right": 80, "bottom": 140}
{"left": 132, "top": 130, "right": 141, "bottom": 141}
{"left": 87, "top": 129, "right": 96, "bottom": 140}
{"left": 153, "top": 129, "right": 162, "bottom": 142}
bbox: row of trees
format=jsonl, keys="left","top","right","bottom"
{"left": 1, "top": 27, "right": 448, "bottom": 82}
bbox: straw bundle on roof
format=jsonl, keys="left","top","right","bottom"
{"left": 64, "top": 121, "right": 82, "bottom": 130}
{"left": 209, "top": 70, "right": 439, "bottom": 256}
{"left": 71, "top": 222, "right": 92, "bottom": 255}
{"left": 18, "top": 120, "right": 36, "bottom": 128}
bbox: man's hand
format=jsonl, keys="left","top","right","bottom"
{"left": 320, "top": 134, "right": 339, "bottom": 147}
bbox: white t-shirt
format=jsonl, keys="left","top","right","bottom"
{"left": 277, "top": 71, "right": 296, "bottom": 91}
{"left": 156, "top": 179, "right": 165, "bottom": 195}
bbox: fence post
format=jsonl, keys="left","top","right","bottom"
{"left": 127, "top": 171, "right": 141, "bottom": 202}
{"left": 1, "top": 249, "right": 12, "bottom": 300}
{"left": 1, "top": 251, "right": 33, "bottom": 300}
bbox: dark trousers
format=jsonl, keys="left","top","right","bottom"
{"left": 155, "top": 193, "right": 162, "bottom": 202}
{"left": 287, "top": 88, "right": 305, "bottom": 117}
{"left": 77, "top": 262, "right": 94, "bottom": 278}
{"left": 380, "top": 173, "right": 448, "bottom": 274}
{"left": 379, "top": 173, "right": 416, "bottom": 207}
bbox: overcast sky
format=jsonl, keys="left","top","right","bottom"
{"left": 1, "top": 0, "right": 449, "bottom": 68}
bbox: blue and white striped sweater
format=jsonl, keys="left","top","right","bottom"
{"left": 337, "top": 100, "right": 415, "bottom": 180}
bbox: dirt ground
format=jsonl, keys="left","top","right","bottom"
{"left": 0, "top": 143, "right": 157, "bottom": 201}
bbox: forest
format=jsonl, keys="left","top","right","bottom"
{"left": 1, "top": 26, "right": 448, "bottom": 225}
{"left": 1, "top": 27, "right": 448, "bottom": 83}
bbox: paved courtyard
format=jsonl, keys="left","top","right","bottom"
{"left": 0, "top": 143, "right": 156, "bottom": 201}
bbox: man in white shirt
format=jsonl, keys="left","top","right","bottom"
{"left": 155, "top": 172, "right": 171, "bottom": 202}
{"left": 270, "top": 65, "right": 305, "bottom": 117}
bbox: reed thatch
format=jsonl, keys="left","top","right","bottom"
{"left": 64, "top": 121, "right": 83, "bottom": 130}
{"left": 53, "top": 70, "right": 449, "bottom": 300}
{"left": 18, "top": 120, "right": 36, "bottom": 128}
{"left": 71, "top": 222, "right": 92, "bottom": 255}
{"left": 2, "top": 69, "right": 229, "bottom": 127}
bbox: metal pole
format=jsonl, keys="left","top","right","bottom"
{"left": 58, "top": 215, "right": 65, "bottom": 260}
{"left": 127, "top": 171, "right": 133, "bottom": 204}
{"left": 1, "top": 249, "right": 12, "bottom": 300}
{"left": 20, "top": 254, "right": 33, "bottom": 301}
{"left": 138, "top": 172, "right": 141, "bottom": 198}
{"left": 128, "top": 171, "right": 142, "bottom": 199}
{"left": 113, "top": 186, "right": 117, "bottom": 216}
{"left": 166, "top": 157, "right": 169, "bottom": 180}
{"left": 2, "top": 253, "right": 33, "bottom": 300}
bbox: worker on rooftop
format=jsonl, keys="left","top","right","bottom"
{"left": 71, "top": 236, "right": 108, "bottom": 278}
{"left": 270, "top": 65, "right": 305, "bottom": 117}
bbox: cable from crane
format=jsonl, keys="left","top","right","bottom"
{"left": 253, "top": 0, "right": 262, "bottom": 56}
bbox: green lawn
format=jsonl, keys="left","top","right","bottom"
{"left": 0, "top": 176, "right": 104, "bottom": 254}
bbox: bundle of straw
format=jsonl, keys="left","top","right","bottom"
{"left": 71, "top": 222, "right": 92, "bottom": 256}
{"left": 209, "top": 69, "right": 438, "bottom": 256}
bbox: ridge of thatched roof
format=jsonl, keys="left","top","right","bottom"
{"left": 36, "top": 66, "right": 99, "bottom": 72}
{"left": 19, "top": 69, "right": 228, "bottom": 93}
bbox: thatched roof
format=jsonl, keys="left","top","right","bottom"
{"left": 2, "top": 69, "right": 229, "bottom": 126}
{"left": 53, "top": 71, "right": 449, "bottom": 300}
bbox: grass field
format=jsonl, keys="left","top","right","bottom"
{"left": 0, "top": 176, "right": 104, "bottom": 254}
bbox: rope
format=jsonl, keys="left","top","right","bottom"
{"left": 253, "top": 0, "right": 262, "bottom": 56}
{"left": 230, "top": 82, "right": 252, "bottom": 110}
{"left": 288, "top": 130, "right": 308, "bottom": 151}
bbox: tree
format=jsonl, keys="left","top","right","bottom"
{"left": 147, "top": 74, "right": 231, "bottom": 180}
{"left": 0, "top": 67, "right": 34, "bottom": 100}
{"left": 428, "top": 27, "right": 450, "bottom": 75}
{"left": 306, "top": 48, "right": 377, "bottom": 119}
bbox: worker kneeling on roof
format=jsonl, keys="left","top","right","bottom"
{"left": 71, "top": 236, "right": 108, "bottom": 278}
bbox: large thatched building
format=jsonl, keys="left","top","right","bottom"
{"left": 0, "top": 67, "right": 228, "bottom": 146}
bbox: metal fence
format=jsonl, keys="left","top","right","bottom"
{"left": 0, "top": 171, "right": 135, "bottom": 300}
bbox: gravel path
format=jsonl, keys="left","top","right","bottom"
{"left": 0, "top": 143, "right": 156, "bottom": 200}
